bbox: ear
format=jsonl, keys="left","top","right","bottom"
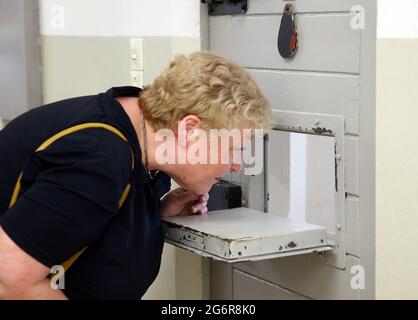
{"left": 177, "top": 115, "right": 202, "bottom": 148}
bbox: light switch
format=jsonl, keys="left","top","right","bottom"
{"left": 130, "top": 38, "right": 143, "bottom": 71}
{"left": 131, "top": 70, "right": 143, "bottom": 87}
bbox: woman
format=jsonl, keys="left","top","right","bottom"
{"left": 0, "top": 52, "right": 270, "bottom": 299}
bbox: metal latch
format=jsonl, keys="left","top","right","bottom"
{"left": 278, "top": 3, "right": 299, "bottom": 58}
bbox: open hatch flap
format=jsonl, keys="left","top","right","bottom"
{"left": 162, "top": 207, "right": 333, "bottom": 263}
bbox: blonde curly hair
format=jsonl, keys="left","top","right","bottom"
{"left": 140, "top": 51, "right": 271, "bottom": 132}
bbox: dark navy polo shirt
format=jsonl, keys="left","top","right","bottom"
{"left": 0, "top": 86, "right": 171, "bottom": 299}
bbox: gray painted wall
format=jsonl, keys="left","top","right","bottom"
{"left": 0, "top": 0, "right": 42, "bottom": 120}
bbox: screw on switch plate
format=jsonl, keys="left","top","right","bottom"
{"left": 131, "top": 70, "right": 143, "bottom": 88}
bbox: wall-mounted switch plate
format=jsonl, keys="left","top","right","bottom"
{"left": 130, "top": 38, "right": 144, "bottom": 71}
{"left": 130, "top": 70, "right": 143, "bottom": 87}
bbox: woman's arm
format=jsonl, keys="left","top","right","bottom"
{"left": 0, "top": 227, "right": 68, "bottom": 300}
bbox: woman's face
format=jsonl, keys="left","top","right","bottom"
{"left": 168, "top": 125, "right": 249, "bottom": 196}
{"left": 171, "top": 156, "right": 243, "bottom": 196}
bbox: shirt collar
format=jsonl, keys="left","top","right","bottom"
{"left": 101, "top": 86, "right": 150, "bottom": 185}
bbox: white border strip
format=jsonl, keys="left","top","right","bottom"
{"left": 39, "top": 0, "right": 200, "bottom": 37}
{"left": 378, "top": 0, "right": 418, "bottom": 39}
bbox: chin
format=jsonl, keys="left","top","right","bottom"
{"left": 190, "top": 185, "right": 210, "bottom": 196}
{"left": 201, "top": 185, "right": 215, "bottom": 195}
{"left": 180, "top": 181, "right": 213, "bottom": 196}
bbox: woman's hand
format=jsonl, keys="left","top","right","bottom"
{"left": 160, "top": 188, "right": 209, "bottom": 218}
